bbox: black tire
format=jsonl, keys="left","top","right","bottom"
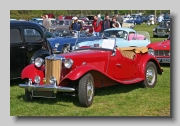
{"left": 153, "top": 35, "right": 157, "bottom": 38}
{"left": 140, "top": 62, "right": 157, "bottom": 88}
{"left": 78, "top": 73, "right": 94, "bottom": 107}
{"left": 24, "top": 79, "right": 38, "bottom": 101}
{"left": 25, "top": 88, "right": 34, "bottom": 101}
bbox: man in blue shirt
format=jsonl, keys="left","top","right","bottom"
{"left": 69, "top": 17, "right": 83, "bottom": 31}
{"left": 102, "top": 14, "right": 112, "bottom": 32}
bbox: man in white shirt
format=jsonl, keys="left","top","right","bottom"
{"left": 158, "top": 15, "right": 164, "bottom": 25}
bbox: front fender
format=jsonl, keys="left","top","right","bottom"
{"left": 139, "top": 54, "right": 163, "bottom": 78}
{"left": 30, "top": 49, "right": 51, "bottom": 64}
{"left": 62, "top": 65, "right": 100, "bottom": 81}
{"left": 21, "top": 64, "right": 44, "bottom": 84}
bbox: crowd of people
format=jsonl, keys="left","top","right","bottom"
{"left": 69, "top": 13, "right": 124, "bottom": 36}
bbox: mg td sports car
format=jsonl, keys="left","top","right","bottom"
{"left": 19, "top": 37, "right": 163, "bottom": 107}
{"left": 147, "top": 35, "right": 170, "bottom": 64}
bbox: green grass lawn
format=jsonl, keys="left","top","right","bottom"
{"left": 10, "top": 24, "right": 170, "bottom": 116}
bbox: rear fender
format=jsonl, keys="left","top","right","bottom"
{"left": 139, "top": 54, "right": 163, "bottom": 78}
{"left": 21, "top": 64, "right": 44, "bottom": 84}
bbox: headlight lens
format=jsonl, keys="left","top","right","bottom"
{"left": 153, "top": 28, "right": 156, "bottom": 31}
{"left": 148, "top": 48, "right": 155, "bottom": 55}
{"left": 64, "top": 58, "right": 73, "bottom": 68}
{"left": 168, "top": 28, "right": 170, "bottom": 31}
{"left": 34, "top": 76, "right": 41, "bottom": 84}
{"left": 34, "top": 58, "right": 44, "bottom": 67}
{"left": 55, "top": 43, "right": 59, "bottom": 48}
{"left": 49, "top": 76, "right": 56, "bottom": 85}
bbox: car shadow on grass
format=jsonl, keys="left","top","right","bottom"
{"left": 17, "top": 82, "right": 141, "bottom": 107}
{"left": 94, "top": 83, "right": 141, "bottom": 96}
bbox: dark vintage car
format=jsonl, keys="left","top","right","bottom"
{"left": 19, "top": 36, "right": 163, "bottom": 107}
{"left": 48, "top": 30, "right": 102, "bottom": 54}
{"left": 10, "top": 21, "right": 52, "bottom": 79}
{"left": 153, "top": 19, "right": 170, "bottom": 37}
{"left": 126, "top": 17, "right": 143, "bottom": 25}
{"left": 147, "top": 35, "right": 170, "bottom": 64}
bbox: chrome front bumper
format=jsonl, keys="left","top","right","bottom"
{"left": 19, "top": 79, "right": 75, "bottom": 94}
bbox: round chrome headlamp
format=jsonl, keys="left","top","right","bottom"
{"left": 49, "top": 76, "right": 56, "bottom": 85}
{"left": 148, "top": 48, "right": 155, "bottom": 55}
{"left": 34, "top": 76, "right": 41, "bottom": 84}
{"left": 64, "top": 58, "right": 73, "bottom": 68}
{"left": 34, "top": 58, "right": 44, "bottom": 67}
{"left": 153, "top": 28, "right": 156, "bottom": 31}
{"left": 55, "top": 43, "right": 59, "bottom": 48}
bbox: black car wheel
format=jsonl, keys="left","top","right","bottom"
{"left": 140, "top": 62, "right": 157, "bottom": 88}
{"left": 153, "top": 35, "right": 157, "bottom": 38}
{"left": 78, "top": 73, "right": 94, "bottom": 107}
{"left": 25, "top": 88, "right": 34, "bottom": 101}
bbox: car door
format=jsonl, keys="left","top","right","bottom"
{"left": 10, "top": 25, "right": 25, "bottom": 78}
{"left": 107, "top": 49, "right": 136, "bottom": 79}
{"left": 22, "top": 26, "right": 44, "bottom": 66}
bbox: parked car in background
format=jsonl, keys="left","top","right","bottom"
{"left": 10, "top": 18, "right": 17, "bottom": 21}
{"left": 10, "top": 21, "right": 52, "bottom": 79}
{"left": 76, "top": 28, "right": 151, "bottom": 48}
{"left": 153, "top": 19, "right": 170, "bottom": 37}
{"left": 126, "top": 17, "right": 143, "bottom": 25}
{"left": 49, "top": 19, "right": 73, "bottom": 32}
{"left": 48, "top": 30, "right": 102, "bottom": 54}
{"left": 29, "top": 18, "right": 43, "bottom": 25}
{"left": 147, "top": 35, "right": 170, "bottom": 64}
{"left": 19, "top": 36, "right": 163, "bottom": 107}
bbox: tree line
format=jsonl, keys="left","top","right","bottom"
{"left": 10, "top": 10, "right": 170, "bottom": 20}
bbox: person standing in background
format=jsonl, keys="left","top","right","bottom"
{"left": 111, "top": 16, "right": 120, "bottom": 28}
{"left": 42, "top": 15, "right": 51, "bottom": 31}
{"left": 101, "top": 14, "right": 112, "bottom": 32}
{"left": 116, "top": 14, "right": 123, "bottom": 27}
{"left": 92, "top": 15, "right": 102, "bottom": 36}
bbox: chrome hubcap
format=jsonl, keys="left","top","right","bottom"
{"left": 146, "top": 67, "right": 155, "bottom": 85}
{"left": 87, "top": 79, "right": 93, "bottom": 102}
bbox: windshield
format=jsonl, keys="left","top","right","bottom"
{"left": 103, "top": 30, "right": 128, "bottom": 39}
{"left": 74, "top": 31, "right": 116, "bottom": 51}
{"left": 53, "top": 30, "right": 89, "bottom": 38}
{"left": 160, "top": 21, "right": 170, "bottom": 27}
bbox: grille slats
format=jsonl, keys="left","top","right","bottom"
{"left": 45, "top": 59, "right": 61, "bottom": 85}
{"left": 154, "top": 50, "right": 170, "bottom": 56}
{"left": 157, "top": 29, "right": 167, "bottom": 32}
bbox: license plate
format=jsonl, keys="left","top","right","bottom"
{"left": 158, "top": 34, "right": 165, "bottom": 36}
{"left": 157, "top": 58, "right": 170, "bottom": 63}
{"left": 32, "top": 90, "right": 56, "bottom": 98}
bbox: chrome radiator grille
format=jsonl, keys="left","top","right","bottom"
{"left": 45, "top": 59, "right": 62, "bottom": 84}
{"left": 157, "top": 29, "right": 167, "bottom": 32}
{"left": 154, "top": 50, "right": 170, "bottom": 56}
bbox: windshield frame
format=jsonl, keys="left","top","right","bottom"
{"left": 73, "top": 33, "right": 117, "bottom": 52}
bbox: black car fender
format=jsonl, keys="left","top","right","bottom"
{"left": 30, "top": 48, "right": 51, "bottom": 64}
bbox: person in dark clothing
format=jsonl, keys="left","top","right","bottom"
{"left": 101, "top": 14, "right": 112, "bottom": 32}
{"left": 69, "top": 17, "right": 83, "bottom": 31}
{"left": 116, "top": 14, "right": 123, "bottom": 27}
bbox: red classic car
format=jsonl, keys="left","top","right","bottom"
{"left": 19, "top": 38, "right": 163, "bottom": 107}
{"left": 147, "top": 35, "right": 170, "bottom": 64}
